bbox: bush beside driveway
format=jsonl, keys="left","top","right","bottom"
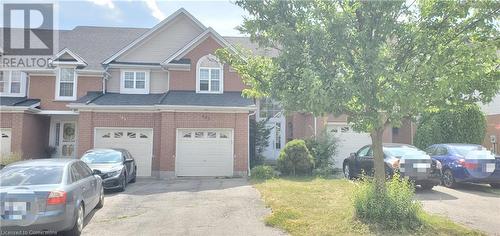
{"left": 82, "top": 178, "right": 285, "bottom": 236}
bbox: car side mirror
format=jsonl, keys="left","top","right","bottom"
{"left": 350, "top": 153, "right": 357, "bottom": 158}
{"left": 93, "top": 169, "right": 101, "bottom": 175}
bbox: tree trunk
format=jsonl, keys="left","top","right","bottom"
{"left": 371, "top": 127, "right": 386, "bottom": 191}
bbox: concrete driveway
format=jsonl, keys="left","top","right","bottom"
{"left": 82, "top": 178, "right": 285, "bottom": 236}
{"left": 416, "top": 184, "right": 500, "bottom": 236}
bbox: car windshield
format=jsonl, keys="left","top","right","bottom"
{"left": 384, "top": 146, "right": 426, "bottom": 159}
{"left": 451, "top": 145, "right": 494, "bottom": 159}
{"left": 81, "top": 151, "right": 123, "bottom": 164}
{"left": 0, "top": 166, "right": 63, "bottom": 186}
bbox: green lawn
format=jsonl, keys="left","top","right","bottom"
{"left": 253, "top": 178, "right": 484, "bottom": 236}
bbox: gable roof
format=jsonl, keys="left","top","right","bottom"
{"left": 52, "top": 48, "right": 88, "bottom": 66}
{"left": 102, "top": 8, "right": 206, "bottom": 65}
{"left": 161, "top": 27, "right": 238, "bottom": 65}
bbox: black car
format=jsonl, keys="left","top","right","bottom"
{"left": 81, "top": 149, "right": 137, "bottom": 191}
{"left": 343, "top": 143, "right": 442, "bottom": 190}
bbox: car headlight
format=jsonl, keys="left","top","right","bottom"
{"left": 104, "top": 170, "right": 122, "bottom": 178}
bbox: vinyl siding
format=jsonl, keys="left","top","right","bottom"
{"left": 117, "top": 14, "right": 203, "bottom": 63}
{"left": 106, "top": 68, "right": 168, "bottom": 94}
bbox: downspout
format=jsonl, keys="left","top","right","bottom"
{"left": 102, "top": 65, "right": 111, "bottom": 94}
{"left": 248, "top": 110, "right": 257, "bottom": 176}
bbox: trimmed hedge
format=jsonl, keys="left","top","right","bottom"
{"left": 277, "top": 139, "right": 314, "bottom": 176}
{"left": 414, "top": 105, "right": 486, "bottom": 149}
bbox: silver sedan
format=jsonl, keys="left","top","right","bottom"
{"left": 0, "top": 158, "right": 104, "bottom": 236}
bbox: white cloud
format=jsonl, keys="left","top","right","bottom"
{"left": 145, "top": 0, "right": 166, "bottom": 22}
{"left": 87, "top": 0, "right": 115, "bottom": 9}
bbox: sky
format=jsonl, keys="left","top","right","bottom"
{"left": 3, "top": 0, "right": 248, "bottom": 36}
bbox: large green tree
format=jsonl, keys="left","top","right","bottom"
{"left": 217, "top": 0, "right": 499, "bottom": 188}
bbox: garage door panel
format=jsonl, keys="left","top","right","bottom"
{"left": 176, "top": 129, "right": 233, "bottom": 176}
{"left": 327, "top": 124, "right": 371, "bottom": 167}
{"left": 94, "top": 128, "right": 153, "bottom": 177}
{"left": 1, "top": 129, "right": 12, "bottom": 156}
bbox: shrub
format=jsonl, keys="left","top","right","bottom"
{"left": 305, "top": 131, "right": 338, "bottom": 176}
{"left": 249, "top": 118, "right": 272, "bottom": 168}
{"left": 414, "top": 104, "right": 486, "bottom": 149}
{"left": 353, "top": 174, "right": 422, "bottom": 230}
{"left": 251, "top": 165, "right": 276, "bottom": 180}
{"left": 0, "top": 152, "right": 22, "bottom": 167}
{"left": 277, "top": 139, "right": 314, "bottom": 176}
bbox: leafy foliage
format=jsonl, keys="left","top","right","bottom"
{"left": 217, "top": 0, "right": 500, "bottom": 185}
{"left": 251, "top": 165, "right": 277, "bottom": 180}
{"left": 249, "top": 118, "right": 272, "bottom": 168}
{"left": 414, "top": 104, "right": 487, "bottom": 149}
{"left": 305, "top": 131, "right": 339, "bottom": 176}
{"left": 277, "top": 139, "right": 314, "bottom": 176}
{"left": 354, "top": 174, "right": 422, "bottom": 230}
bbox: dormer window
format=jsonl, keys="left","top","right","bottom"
{"left": 0, "top": 71, "right": 27, "bottom": 97}
{"left": 120, "top": 70, "right": 149, "bottom": 94}
{"left": 55, "top": 67, "right": 77, "bottom": 101}
{"left": 196, "top": 54, "right": 223, "bottom": 93}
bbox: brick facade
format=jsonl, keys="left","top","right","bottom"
{"left": 28, "top": 75, "right": 102, "bottom": 110}
{"left": 484, "top": 114, "right": 500, "bottom": 155}
{"left": 169, "top": 36, "right": 246, "bottom": 92}
{"left": 0, "top": 112, "right": 49, "bottom": 159}
{"left": 77, "top": 111, "right": 249, "bottom": 177}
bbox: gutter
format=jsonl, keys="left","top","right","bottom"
{"left": 247, "top": 110, "right": 257, "bottom": 176}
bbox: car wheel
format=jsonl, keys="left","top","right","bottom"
{"left": 442, "top": 169, "right": 456, "bottom": 188}
{"left": 65, "top": 204, "right": 83, "bottom": 236}
{"left": 130, "top": 168, "right": 137, "bottom": 183}
{"left": 490, "top": 183, "right": 500, "bottom": 189}
{"left": 95, "top": 186, "right": 104, "bottom": 209}
{"left": 343, "top": 164, "right": 352, "bottom": 180}
{"left": 420, "top": 183, "right": 434, "bottom": 190}
{"left": 119, "top": 174, "right": 127, "bottom": 192}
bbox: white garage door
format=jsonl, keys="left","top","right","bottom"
{"left": 327, "top": 124, "right": 371, "bottom": 167}
{"left": 1, "top": 129, "right": 11, "bottom": 156}
{"left": 176, "top": 129, "right": 233, "bottom": 176}
{"left": 94, "top": 128, "right": 153, "bottom": 176}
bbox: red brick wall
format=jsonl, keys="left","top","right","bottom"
{"left": 77, "top": 111, "right": 249, "bottom": 175}
{"left": 289, "top": 113, "right": 394, "bottom": 143}
{"left": 0, "top": 112, "right": 49, "bottom": 159}
{"left": 21, "top": 113, "right": 50, "bottom": 158}
{"left": 484, "top": 114, "right": 500, "bottom": 155}
{"left": 392, "top": 118, "right": 415, "bottom": 144}
{"left": 169, "top": 36, "right": 246, "bottom": 92}
{"left": 28, "top": 75, "right": 102, "bottom": 110}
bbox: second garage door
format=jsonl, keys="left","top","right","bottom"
{"left": 176, "top": 129, "right": 233, "bottom": 176}
{"left": 327, "top": 123, "right": 372, "bottom": 167}
{"left": 94, "top": 128, "right": 153, "bottom": 176}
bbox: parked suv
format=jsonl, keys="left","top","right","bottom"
{"left": 343, "top": 143, "right": 442, "bottom": 190}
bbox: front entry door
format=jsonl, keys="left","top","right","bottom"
{"left": 57, "top": 121, "right": 77, "bottom": 158}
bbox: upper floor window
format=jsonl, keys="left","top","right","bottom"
{"left": 55, "top": 68, "right": 77, "bottom": 101}
{"left": 121, "top": 70, "right": 149, "bottom": 94}
{"left": 259, "top": 98, "right": 282, "bottom": 119}
{"left": 197, "top": 54, "right": 223, "bottom": 94}
{"left": 0, "top": 71, "right": 27, "bottom": 97}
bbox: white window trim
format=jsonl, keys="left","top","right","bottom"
{"left": 55, "top": 67, "right": 78, "bottom": 101}
{"left": 120, "top": 70, "right": 150, "bottom": 94}
{"left": 0, "top": 71, "right": 27, "bottom": 97}
{"left": 196, "top": 55, "right": 223, "bottom": 94}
